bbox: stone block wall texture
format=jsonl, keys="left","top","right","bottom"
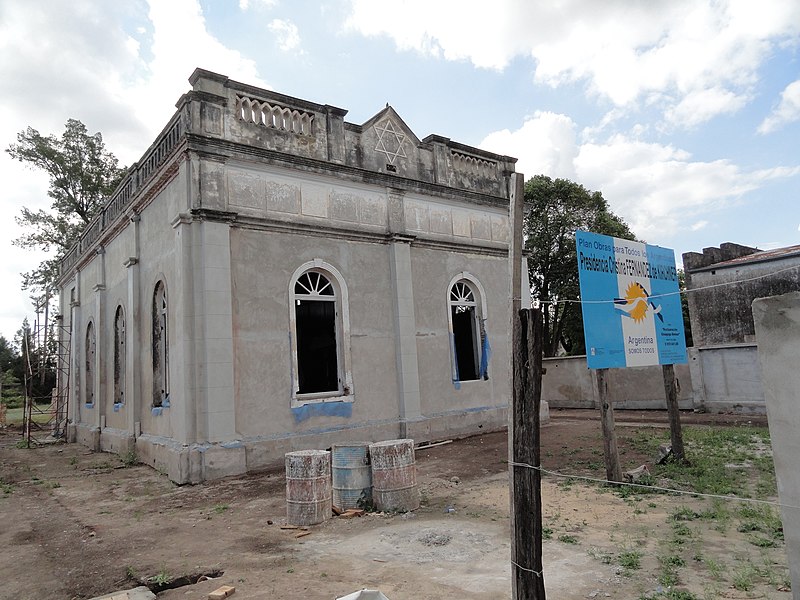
{"left": 752, "top": 291, "right": 800, "bottom": 599}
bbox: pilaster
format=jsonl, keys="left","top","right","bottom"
{"left": 125, "top": 211, "right": 142, "bottom": 437}
{"left": 386, "top": 188, "right": 422, "bottom": 436}
{"left": 93, "top": 247, "right": 106, "bottom": 430}
{"left": 189, "top": 217, "right": 237, "bottom": 443}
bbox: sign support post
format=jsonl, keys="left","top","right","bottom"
{"left": 661, "top": 364, "right": 685, "bottom": 461}
{"left": 596, "top": 368, "right": 622, "bottom": 483}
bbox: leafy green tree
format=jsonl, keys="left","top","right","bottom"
{"left": 0, "top": 336, "right": 24, "bottom": 408}
{"left": 524, "top": 175, "right": 636, "bottom": 357}
{"left": 7, "top": 119, "right": 125, "bottom": 293}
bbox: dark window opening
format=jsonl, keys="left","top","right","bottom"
{"left": 296, "top": 299, "right": 339, "bottom": 394}
{"left": 85, "top": 322, "right": 96, "bottom": 404}
{"left": 452, "top": 305, "right": 479, "bottom": 381}
{"left": 114, "top": 306, "right": 126, "bottom": 405}
{"left": 152, "top": 282, "right": 169, "bottom": 407}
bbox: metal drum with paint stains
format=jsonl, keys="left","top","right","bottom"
{"left": 332, "top": 442, "right": 372, "bottom": 510}
{"left": 369, "top": 439, "right": 420, "bottom": 512}
{"left": 285, "top": 449, "right": 331, "bottom": 526}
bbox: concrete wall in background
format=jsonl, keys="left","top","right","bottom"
{"left": 543, "top": 345, "right": 767, "bottom": 414}
{"left": 687, "top": 345, "right": 764, "bottom": 414}
{"left": 542, "top": 356, "right": 694, "bottom": 410}
{"left": 753, "top": 291, "right": 800, "bottom": 598}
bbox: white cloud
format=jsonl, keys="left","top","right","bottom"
{"left": 268, "top": 18, "right": 302, "bottom": 52}
{"left": 239, "top": 0, "right": 278, "bottom": 10}
{"left": 758, "top": 79, "right": 800, "bottom": 134}
{"left": 665, "top": 87, "right": 749, "bottom": 129}
{"left": 0, "top": 0, "right": 266, "bottom": 338}
{"left": 479, "top": 112, "right": 578, "bottom": 179}
{"left": 347, "top": 0, "right": 800, "bottom": 127}
{"left": 481, "top": 116, "right": 800, "bottom": 240}
{"left": 575, "top": 136, "right": 800, "bottom": 238}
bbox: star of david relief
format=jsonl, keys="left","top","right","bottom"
{"left": 374, "top": 118, "right": 407, "bottom": 165}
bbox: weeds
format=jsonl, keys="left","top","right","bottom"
{"left": 557, "top": 534, "right": 578, "bottom": 545}
{"left": 618, "top": 550, "right": 642, "bottom": 570}
{"left": 121, "top": 450, "right": 138, "bottom": 467}
{"left": 212, "top": 504, "right": 229, "bottom": 514}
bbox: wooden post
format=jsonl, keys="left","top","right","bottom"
{"left": 662, "top": 363, "right": 685, "bottom": 462}
{"left": 596, "top": 368, "right": 622, "bottom": 483}
{"left": 511, "top": 308, "right": 546, "bottom": 599}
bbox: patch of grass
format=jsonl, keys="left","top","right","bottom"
{"left": 732, "top": 563, "right": 757, "bottom": 591}
{"left": 121, "top": 450, "right": 138, "bottom": 467}
{"left": 618, "top": 550, "right": 642, "bottom": 570}
{"left": 69, "top": 456, "right": 78, "bottom": 466}
{"left": 671, "top": 506, "right": 700, "bottom": 521}
{"left": 704, "top": 558, "right": 725, "bottom": 580}
{"left": 661, "top": 554, "right": 687, "bottom": 568}
{"left": 213, "top": 503, "right": 229, "bottom": 514}
{"left": 150, "top": 567, "right": 171, "bottom": 586}
{"left": 735, "top": 503, "right": 783, "bottom": 547}
{"left": 658, "top": 565, "right": 679, "bottom": 587}
{"left": 557, "top": 534, "right": 578, "bottom": 545}
{"left": 541, "top": 526, "right": 553, "bottom": 540}
{"left": 616, "top": 426, "right": 776, "bottom": 503}
{"left": 0, "top": 479, "right": 14, "bottom": 496}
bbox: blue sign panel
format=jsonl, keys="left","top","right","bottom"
{"left": 576, "top": 230, "right": 687, "bottom": 369}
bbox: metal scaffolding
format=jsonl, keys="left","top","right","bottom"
{"left": 21, "top": 296, "right": 71, "bottom": 447}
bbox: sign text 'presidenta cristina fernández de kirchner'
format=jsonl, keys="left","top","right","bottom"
{"left": 575, "top": 230, "right": 687, "bottom": 370}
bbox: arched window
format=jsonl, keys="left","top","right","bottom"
{"left": 448, "top": 274, "right": 489, "bottom": 383}
{"left": 85, "top": 321, "right": 96, "bottom": 405}
{"left": 114, "top": 305, "right": 126, "bottom": 405}
{"left": 289, "top": 260, "right": 353, "bottom": 404}
{"left": 152, "top": 281, "right": 169, "bottom": 407}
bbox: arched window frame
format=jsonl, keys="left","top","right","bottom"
{"left": 152, "top": 280, "right": 169, "bottom": 408}
{"left": 113, "top": 305, "right": 126, "bottom": 407}
{"left": 288, "top": 259, "right": 354, "bottom": 406}
{"left": 85, "top": 320, "right": 96, "bottom": 406}
{"left": 447, "top": 272, "right": 489, "bottom": 384}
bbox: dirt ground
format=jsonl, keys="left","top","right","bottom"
{"left": 0, "top": 409, "right": 789, "bottom": 600}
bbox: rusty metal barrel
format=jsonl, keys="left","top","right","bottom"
{"left": 332, "top": 442, "right": 372, "bottom": 511}
{"left": 369, "top": 439, "right": 419, "bottom": 512}
{"left": 285, "top": 449, "right": 331, "bottom": 526}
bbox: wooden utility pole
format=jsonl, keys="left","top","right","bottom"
{"left": 511, "top": 308, "right": 547, "bottom": 599}
{"left": 661, "top": 364, "right": 685, "bottom": 462}
{"left": 508, "top": 172, "right": 546, "bottom": 599}
{"left": 596, "top": 368, "right": 622, "bottom": 483}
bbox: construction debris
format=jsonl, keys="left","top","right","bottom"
{"left": 208, "top": 585, "right": 235, "bottom": 600}
{"left": 336, "top": 590, "right": 390, "bottom": 600}
{"left": 624, "top": 464, "right": 651, "bottom": 483}
{"left": 656, "top": 444, "right": 673, "bottom": 465}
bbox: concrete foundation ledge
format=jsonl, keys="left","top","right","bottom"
{"left": 73, "top": 422, "right": 101, "bottom": 451}
{"left": 408, "top": 404, "right": 510, "bottom": 442}
{"left": 244, "top": 422, "right": 400, "bottom": 473}
{"left": 135, "top": 434, "right": 195, "bottom": 484}
{"left": 99, "top": 427, "right": 135, "bottom": 455}
{"left": 703, "top": 401, "right": 767, "bottom": 416}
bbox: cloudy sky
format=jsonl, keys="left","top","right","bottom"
{"left": 1, "top": 0, "right": 799, "bottom": 340}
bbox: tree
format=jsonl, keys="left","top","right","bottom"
{"left": 0, "top": 335, "right": 24, "bottom": 408}
{"left": 7, "top": 119, "right": 126, "bottom": 293}
{"left": 524, "top": 175, "right": 636, "bottom": 357}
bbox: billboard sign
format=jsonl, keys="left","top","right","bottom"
{"left": 576, "top": 230, "right": 687, "bottom": 369}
